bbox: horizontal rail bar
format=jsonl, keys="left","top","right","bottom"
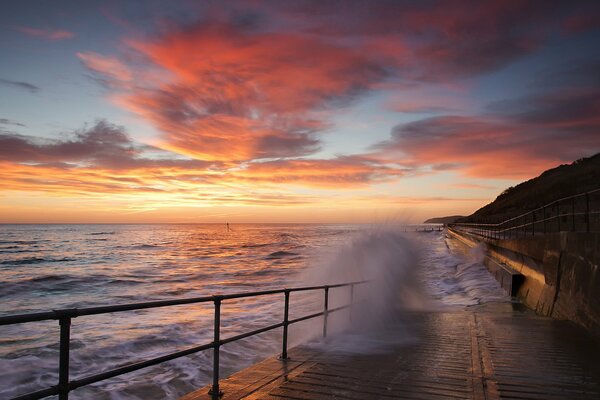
{"left": 0, "top": 311, "right": 58, "bottom": 326}
{"left": 487, "top": 187, "right": 600, "bottom": 225}
{"left": 70, "top": 342, "right": 215, "bottom": 390}
{"left": 78, "top": 301, "right": 354, "bottom": 393}
{"left": 54, "top": 302, "right": 352, "bottom": 396}
{"left": 5, "top": 281, "right": 368, "bottom": 400}
{"left": 12, "top": 386, "right": 60, "bottom": 400}
{"left": 286, "top": 304, "right": 352, "bottom": 326}
{"left": 0, "top": 281, "right": 367, "bottom": 326}
{"left": 289, "top": 311, "right": 325, "bottom": 325}
{"left": 326, "top": 304, "right": 351, "bottom": 314}
{"left": 457, "top": 209, "right": 600, "bottom": 234}
{"left": 220, "top": 322, "right": 284, "bottom": 345}
{"left": 452, "top": 188, "right": 600, "bottom": 227}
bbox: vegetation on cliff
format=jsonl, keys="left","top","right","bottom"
{"left": 425, "top": 153, "right": 600, "bottom": 223}
{"left": 465, "top": 153, "right": 600, "bottom": 222}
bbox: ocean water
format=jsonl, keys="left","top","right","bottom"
{"left": 0, "top": 224, "right": 508, "bottom": 399}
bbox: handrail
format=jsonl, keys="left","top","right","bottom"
{"left": 1, "top": 281, "right": 367, "bottom": 400}
{"left": 449, "top": 187, "right": 600, "bottom": 239}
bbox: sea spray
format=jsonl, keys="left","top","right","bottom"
{"left": 292, "top": 228, "right": 429, "bottom": 353}
{"left": 418, "top": 231, "right": 509, "bottom": 307}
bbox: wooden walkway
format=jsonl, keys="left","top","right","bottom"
{"left": 181, "top": 303, "right": 600, "bottom": 400}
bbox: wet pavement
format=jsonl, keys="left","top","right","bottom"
{"left": 181, "top": 303, "right": 600, "bottom": 400}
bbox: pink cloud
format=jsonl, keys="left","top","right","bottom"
{"left": 14, "top": 26, "right": 75, "bottom": 41}
{"left": 377, "top": 110, "right": 599, "bottom": 179}
{"left": 77, "top": 52, "right": 133, "bottom": 82}
{"left": 76, "top": 1, "right": 599, "bottom": 180}
{"left": 105, "top": 22, "right": 393, "bottom": 161}
{"left": 234, "top": 156, "right": 404, "bottom": 188}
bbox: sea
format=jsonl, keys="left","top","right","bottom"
{"left": 0, "top": 224, "right": 509, "bottom": 399}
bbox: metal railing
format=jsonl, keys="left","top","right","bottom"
{"left": 402, "top": 224, "right": 443, "bottom": 232}
{"left": 449, "top": 188, "right": 600, "bottom": 240}
{"left": 0, "top": 281, "right": 367, "bottom": 400}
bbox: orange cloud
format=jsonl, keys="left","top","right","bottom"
{"left": 233, "top": 157, "right": 403, "bottom": 188}
{"left": 0, "top": 121, "right": 404, "bottom": 200}
{"left": 83, "top": 21, "right": 396, "bottom": 161}
{"left": 78, "top": 1, "right": 596, "bottom": 172}
{"left": 63, "top": 1, "right": 599, "bottom": 208}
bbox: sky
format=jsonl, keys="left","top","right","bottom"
{"left": 0, "top": 0, "right": 599, "bottom": 223}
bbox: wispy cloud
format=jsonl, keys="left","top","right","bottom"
{"left": 0, "top": 118, "right": 25, "bottom": 127}
{"left": 0, "top": 120, "right": 209, "bottom": 170}
{"left": 77, "top": 52, "right": 133, "bottom": 83}
{"left": 0, "top": 78, "right": 39, "bottom": 93}
{"left": 375, "top": 103, "right": 599, "bottom": 179}
{"left": 14, "top": 26, "right": 76, "bottom": 41}
{"left": 0, "top": 120, "right": 402, "bottom": 198}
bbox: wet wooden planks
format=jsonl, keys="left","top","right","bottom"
{"left": 476, "top": 311, "right": 600, "bottom": 399}
{"left": 181, "top": 305, "right": 600, "bottom": 400}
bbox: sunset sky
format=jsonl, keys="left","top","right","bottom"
{"left": 1, "top": 0, "right": 599, "bottom": 223}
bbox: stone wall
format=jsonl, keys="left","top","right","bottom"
{"left": 447, "top": 228, "right": 600, "bottom": 335}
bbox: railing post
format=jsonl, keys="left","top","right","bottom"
{"left": 281, "top": 290, "right": 290, "bottom": 360}
{"left": 532, "top": 210, "right": 536, "bottom": 236}
{"left": 586, "top": 192, "right": 590, "bottom": 233}
{"left": 58, "top": 316, "right": 71, "bottom": 400}
{"left": 209, "top": 296, "right": 223, "bottom": 399}
{"left": 349, "top": 284, "right": 355, "bottom": 323}
{"left": 557, "top": 202, "right": 561, "bottom": 232}
{"left": 572, "top": 196, "right": 576, "bottom": 231}
{"left": 543, "top": 206, "right": 546, "bottom": 234}
{"left": 323, "top": 287, "right": 329, "bottom": 338}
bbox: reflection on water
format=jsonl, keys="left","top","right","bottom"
{"left": 0, "top": 224, "right": 507, "bottom": 399}
{"left": 0, "top": 224, "right": 361, "bottom": 399}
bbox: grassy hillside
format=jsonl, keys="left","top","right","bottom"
{"left": 463, "top": 153, "right": 600, "bottom": 222}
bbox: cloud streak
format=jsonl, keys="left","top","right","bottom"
{"left": 0, "top": 79, "right": 40, "bottom": 93}
{"left": 0, "top": 120, "right": 402, "bottom": 198}
{"left": 77, "top": 52, "right": 133, "bottom": 83}
{"left": 0, "top": 118, "right": 25, "bottom": 127}
{"left": 14, "top": 26, "right": 76, "bottom": 41}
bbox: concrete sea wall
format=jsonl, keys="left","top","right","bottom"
{"left": 447, "top": 228, "right": 600, "bottom": 335}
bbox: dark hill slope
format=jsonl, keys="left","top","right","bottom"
{"left": 464, "top": 153, "right": 600, "bottom": 222}
{"left": 424, "top": 216, "right": 465, "bottom": 224}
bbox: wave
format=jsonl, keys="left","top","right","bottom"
{"left": 0, "top": 257, "right": 77, "bottom": 266}
{"left": 88, "top": 232, "right": 116, "bottom": 236}
{"left": 240, "top": 243, "right": 272, "bottom": 248}
{"left": 0, "top": 240, "right": 42, "bottom": 245}
{"left": 132, "top": 244, "right": 161, "bottom": 249}
{"left": 28, "top": 275, "right": 76, "bottom": 283}
{"left": 0, "top": 247, "right": 30, "bottom": 254}
{"left": 265, "top": 250, "right": 299, "bottom": 259}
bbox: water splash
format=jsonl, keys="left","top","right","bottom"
{"left": 297, "top": 229, "right": 428, "bottom": 353}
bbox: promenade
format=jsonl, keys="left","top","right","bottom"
{"left": 182, "top": 303, "right": 600, "bottom": 400}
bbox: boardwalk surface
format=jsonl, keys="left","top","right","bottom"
{"left": 181, "top": 303, "right": 600, "bottom": 400}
